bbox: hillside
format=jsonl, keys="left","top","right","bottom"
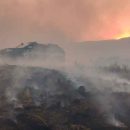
{"left": 0, "top": 38, "right": 130, "bottom": 129}
{"left": 0, "top": 65, "right": 129, "bottom": 130}
{"left": 0, "top": 42, "right": 65, "bottom": 63}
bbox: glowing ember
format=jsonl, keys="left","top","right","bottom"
{"left": 116, "top": 32, "right": 130, "bottom": 39}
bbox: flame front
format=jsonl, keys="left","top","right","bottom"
{"left": 116, "top": 32, "right": 130, "bottom": 39}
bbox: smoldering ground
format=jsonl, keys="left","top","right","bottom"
{"left": 0, "top": 41, "right": 129, "bottom": 127}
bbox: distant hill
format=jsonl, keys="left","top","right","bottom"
{"left": 61, "top": 37, "right": 130, "bottom": 66}
{"left": 0, "top": 42, "right": 65, "bottom": 63}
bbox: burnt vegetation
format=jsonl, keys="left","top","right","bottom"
{"left": 0, "top": 65, "right": 129, "bottom": 130}
{"left": 102, "top": 63, "right": 130, "bottom": 80}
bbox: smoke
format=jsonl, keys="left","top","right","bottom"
{"left": 107, "top": 115, "right": 126, "bottom": 128}
{"left": 0, "top": 0, "right": 130, "bottom": 48}
{"left": 6, "top": 66, "right": 31, "bottom": 105}
{"left": 0, "top": 0, "right": 130, "bottom": 127}
{"left": 0, "top": 41, "right": 130, "bottom": 127}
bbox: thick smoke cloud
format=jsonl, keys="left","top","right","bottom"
{"left": 0, "top": 0, "right": 130, "bottom": 48}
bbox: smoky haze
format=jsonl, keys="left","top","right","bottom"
{"left": 0, "top": 0, "right": 130, "bottom": 48}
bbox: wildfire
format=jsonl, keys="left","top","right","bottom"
{"left": 116, "top": 32, "right": 130, "bottom": 39}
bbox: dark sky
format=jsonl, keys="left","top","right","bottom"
{"left": 0, "top": 0, "right": 130, "bottom": 48}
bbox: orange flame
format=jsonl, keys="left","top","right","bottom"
{"left": 116, "top": 32, "right": 130, "bottom": 39}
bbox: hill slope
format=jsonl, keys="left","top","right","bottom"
{"left": 0, "top": 42, "right": 65, "bottom": 63}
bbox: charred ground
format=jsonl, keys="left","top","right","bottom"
{"left": 0, "top": 65, "right": 129, "bottom": 130}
